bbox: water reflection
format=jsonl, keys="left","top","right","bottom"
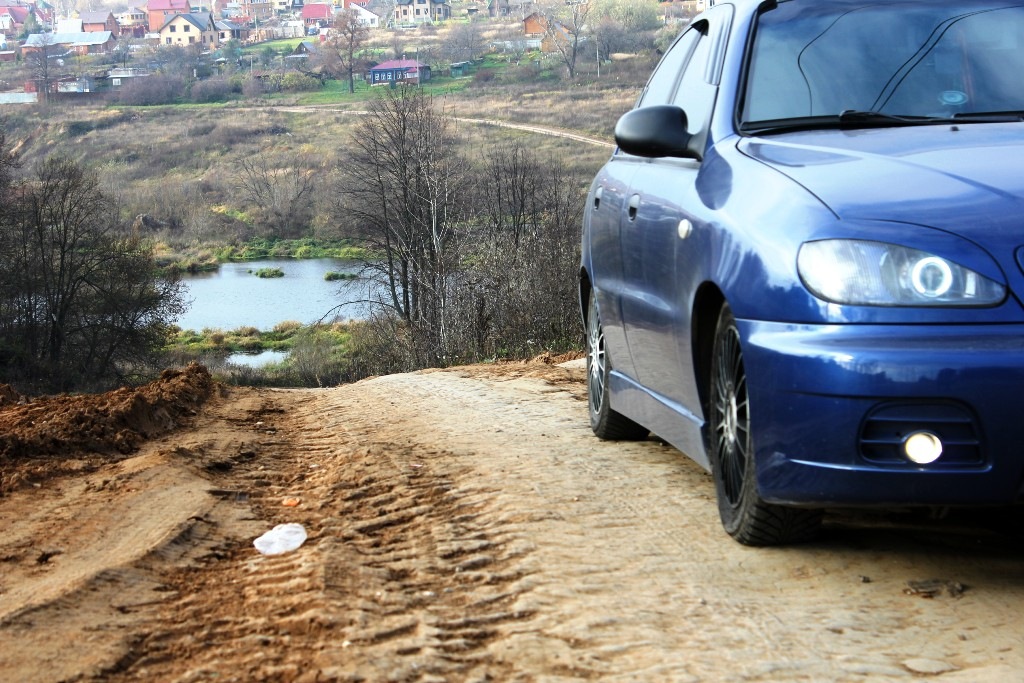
{"left": 225, "top": 349, "right": 289, "bottom": 368}
{"left": 176, "top": 258, "right": 377, "bottom": 331}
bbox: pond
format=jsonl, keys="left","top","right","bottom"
{"left": 225, "top": 349, "right": 290, "bottom": 368}
{"left": 175, "top": 258, "right": 383, "bottom": 332}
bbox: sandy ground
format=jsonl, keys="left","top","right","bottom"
{"left": 1, "top": 360, "right": 1024, "bottom": 682}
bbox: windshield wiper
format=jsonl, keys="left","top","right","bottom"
{"left": 951, "top": 111, "right": 1024, "bottom": 123}
{"left": 837, "top": 110, "right": 949, "bottom": 125}
{"left": 843, "top": 110, "right": 1024, "bottom": 125}
{"left": 740, "top": 110, "right": 1008, "bottom": 136}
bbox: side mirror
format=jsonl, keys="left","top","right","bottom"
{"left": 614, "top": 105, "right": 697, "bottom": 159}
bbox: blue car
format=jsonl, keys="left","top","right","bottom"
{"left": 579, "top": 0, "right": 1024, "bottom": 545}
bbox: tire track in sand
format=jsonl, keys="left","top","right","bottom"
{"left": 81, "top": 363, "right": 1024, "bottom": 682}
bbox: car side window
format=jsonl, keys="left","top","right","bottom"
{"left": 638, "top": 26, "right": 702, "bottom": 106}
{"left": 673, "top": 30, "right": 713, "bottom": 121}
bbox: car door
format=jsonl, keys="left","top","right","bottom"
{"left": 586, "top": 160, "right": 639, "bottom": 380}
{"left": 619, "top": 8, "right": 731, "bottom": 413}
{"left": 586, "top": 28, "right": 701, "bottom": 383}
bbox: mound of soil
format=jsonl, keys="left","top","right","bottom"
{"left": 0, "top": 363, "right": 215, "bottom": 464}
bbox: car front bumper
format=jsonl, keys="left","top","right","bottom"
{"left": 741, "top": 320, "right": 1024, "bottom": 507}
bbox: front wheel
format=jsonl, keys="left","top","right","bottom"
{"left": 586, "top": 289, "right": 648, "bottom": 440}
{"left": 709, "top": 304, "right": 821, "bottom": 546}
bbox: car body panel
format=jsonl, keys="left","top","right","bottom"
{"left": 744, "top": 320, "right": 1024, "bottom": 504}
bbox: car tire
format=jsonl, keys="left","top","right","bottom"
{"left": 709, "top": 304, "right": 821, "bottom": 546}
{"left": 586, "top": 289, "right": 648, "bottom": 441}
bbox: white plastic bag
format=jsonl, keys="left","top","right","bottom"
{"left": 253, "top": 523, "right": 307, "bottom": 555}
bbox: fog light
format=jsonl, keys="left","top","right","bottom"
{"left": 904, "top": 431, "right": 943, "bottom": 464}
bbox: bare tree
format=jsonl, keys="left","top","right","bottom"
{"left": 462, "top": 142, "right": 584, "bottom": 358}
{"left": 0, "top": 128, "right": 16, "bottom": 198}
{"left": 445, "top": 21, "right": 484, "bottom": 63}
{"left": 314, "top": 9, "right": 369, "bottom": 93}
{"left": 496, "top": 25, "right": 530, "bottom": 65}
{"left": 26, "top": 33, "right": 59, "bottom": 105}
{"left": 390, "top": 30, "right": 405, "bottom": 60}
{"left": 479, "top": 142, "right": 539, "bottom": 247}
{"left": 234, "top": 149, "right": 321, "bottom": 237}
{"left": 538, "top": 0, "right": 592, "bottom": 78}
{"left": 337, "top": 89, "right": 469, "bottom": 363}
{"left": 593, "top": 15, "right": 627, "bottom": 61}
{"left": 377, "top": 0, "right": 398, "bottom": 27}
{"left": 0, "top": 153, "right": 186, "bottom": 391}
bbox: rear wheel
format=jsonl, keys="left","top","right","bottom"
{"left": 709, "top": 304, "right": 821, "bottom": 545}
{"left": 586, "top": 290, "right": 648, "bottom": 440}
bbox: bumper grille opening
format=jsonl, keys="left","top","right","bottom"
{"left": 859, "top": 402, "right": 983, "bottom": 466}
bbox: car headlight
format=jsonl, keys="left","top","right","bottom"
{"left": 798, "top": 239, "right": 1005, "bottom": 306}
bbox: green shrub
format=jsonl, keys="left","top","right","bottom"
{"left": 252, "top": 267, "right": 284, "bottom": 278}
{"left": 117, "top": 75, "right": 185, "bottom": 105}
{"left": 279, "top": 72, "right": 321, "bottom": 92}
{"left": 190, "top": 77, "right": 238, "bottom": 104}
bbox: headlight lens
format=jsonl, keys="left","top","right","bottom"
{"left": 798, "top": 239, "right": 1005, "bottom": 306}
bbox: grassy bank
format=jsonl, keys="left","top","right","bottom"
{"left": 166, "top": 320, "right": 357, "bottom": 387}
{"left": 156, "top": 237, "right": 370, "bottom": 274}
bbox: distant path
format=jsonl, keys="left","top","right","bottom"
{"left": 272, "top": 105, "right": 615, "bottom": 149}
{"left": 453, "top": 117, "right": 615, "bottom": 149}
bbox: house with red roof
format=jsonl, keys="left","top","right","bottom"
{"left": 146, "top": 0, "right": 190, "bottom": 32}
{"left": 369, "top": 59, "right": 430, "bottom": 86}
{"left": 80, "top": 10, "right": 119, "bottom": 36}
{"left": 301, "top": 3, "right": 332, "bottom": 28}
{"left": 0, "top": 5, "right": 32, "bottom": 36}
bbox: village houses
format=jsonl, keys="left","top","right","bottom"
{"left": 158, "top": 11, "right": 217, "bottom": 47}
{"left": 393, "top": 0, "right": 451, "bottom": 25}
{"left": 146, "top": 0, "right": 190, "bottom": 32}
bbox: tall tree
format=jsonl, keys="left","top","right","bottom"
{"left": 18, "top": 11, "right": 40, "bottom": 40}
{"left": 539, "top": 0, "right": 592, "bottom": 78}
{"left": 313, "top": 9, "right": 369, "bottom": 93}
{"left": 337, "top": 89, "right": 468, "bottom": 362}
{"left": 234, "top": 149, "right": 320, "bottom": 237}
{"left": 26, "top": 33, "right": 58, "bottom": 105}
{"left": 0, "top": 152, "right": 185, "bottom": 391}
{"left": 445, "top": 21, "right": 484, "bottom": 63}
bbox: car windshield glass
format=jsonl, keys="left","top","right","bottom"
{"left": 741, "top": 0, "right": 1024, "bottom": 130}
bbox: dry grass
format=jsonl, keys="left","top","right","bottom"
{"left": 1, "top": 36, "right": 649, "bottom": 244}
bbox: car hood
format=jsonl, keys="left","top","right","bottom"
{"left": 737, "top": 123, "right": 1024, "bottom": 235}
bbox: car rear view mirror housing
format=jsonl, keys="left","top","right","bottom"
{"left": 614, "top": 105, "right": 698, "bottom": 160}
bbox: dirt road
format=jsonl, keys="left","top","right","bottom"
{"left": 276, "top": 106, "right": 617, "bottom": 149}
{"left": 1, "top": 360, "right": 1023, "bottom": 682}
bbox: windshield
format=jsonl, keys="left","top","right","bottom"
{"left": 741, "top": 0, "right": 1024, "bottom": 128}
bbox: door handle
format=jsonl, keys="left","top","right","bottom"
{"left": 627, "top": 194, "right": 640, "bottom": 221}
{"left": 593, "top": 186, "right": 603, "bottom": 210}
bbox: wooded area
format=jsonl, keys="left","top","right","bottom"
{"left": 0, "top": 132, "right": 184, "bottom": 392}
{"left": 337, "top": 89, "right": 584, "bottom": 375}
